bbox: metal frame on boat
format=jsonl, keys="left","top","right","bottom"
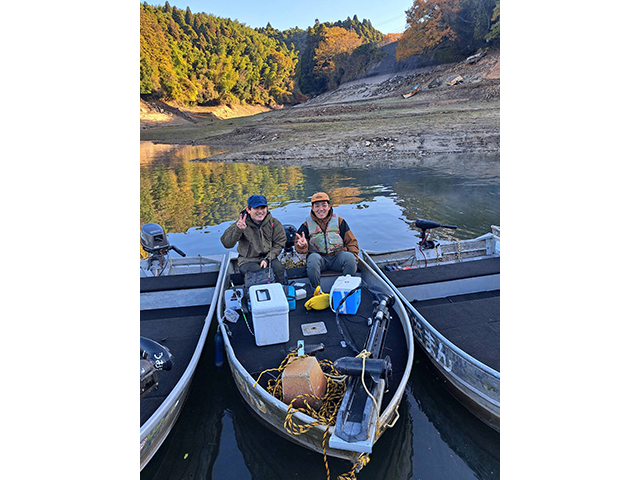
{"left": 363, "top": 225, "right": 500, "bottom": 431}
{"left": 140, "top": 223, "right": 226, "bottom": 470}
{"left": 215, "top": 252, "right": 414, "bottom": 464}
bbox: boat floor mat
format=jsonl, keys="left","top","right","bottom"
{"left": 226, "top": 282, "right": 409, "bottom": 412}
{"left": 412, "top": 291, "right": 500, "bottom": 372}
{"left": 140, "top": 307, "right": 208, "bottom": 426}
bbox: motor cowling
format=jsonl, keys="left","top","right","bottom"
{"left": 140, "top": 337, "right": 174, "bottom": 371}
{"left": 333, "top": 356, "right": 392, "bottom": 381}
{"left": 415, "top": 219, "right": 457, "bottom": 249}
{"left": 140, "top": 223, "right": 170, "bottom": 255}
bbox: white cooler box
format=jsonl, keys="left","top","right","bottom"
{"left": 248, "top": 283, "right": 290, "bottom": 346}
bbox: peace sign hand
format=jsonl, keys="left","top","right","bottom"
{"left": 295, "top": 232, "right": 307, "bottom": 248}
{"left": 237, "top": 212, "right": 247, "bottom": 229}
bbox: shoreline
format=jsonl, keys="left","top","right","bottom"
{"left": 140, "top": 48, "right": 500, "bottom": 163}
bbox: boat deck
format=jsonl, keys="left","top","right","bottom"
{"left": 140, "top": 305, "right": 208, "bottom": 427}
{"left": 412, "top": 291, "right": 499, "bottom": 371}
{"left": 225, "top": 268, "right": 409, "bottom": 411}
{"left": 140, "top": 271, "right": 219, "bottom": 427}
{"left": 381, "top": 256, "right": 499, "bottom": 372}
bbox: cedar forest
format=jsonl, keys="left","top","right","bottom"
{"left": 140, "top": 0, "right": 500, "bottom": 106}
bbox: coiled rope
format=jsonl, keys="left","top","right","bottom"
{"left": 253, "top": 349, "right": 372, "bottom": 480}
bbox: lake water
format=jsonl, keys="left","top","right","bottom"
{"left": 140, "top": 142, "right": 500, "bottom": 480}
{"left": 140, "top": 142, "right": 500, "bottom": 256}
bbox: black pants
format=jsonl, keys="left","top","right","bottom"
{"left": 239, "top": 259, "right": 286, "bottom": 284}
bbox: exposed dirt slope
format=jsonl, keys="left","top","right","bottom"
{"left": 140, "top": 46, "right": 500, "bottom": 164}
{"left": 140, "top": 99, "right": 272, "bottom": 129}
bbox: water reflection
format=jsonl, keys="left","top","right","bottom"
{"left": 141, "top": 339, "right": 500, "bottom": 480}
{"left": 229, "top": 389, "right": 414, "bottom": 480}
{"left": 409, "top": 350, "right": 500, "bottom": 480}
{"left": 140, "top": 142, "right": 499, "bottom": 257}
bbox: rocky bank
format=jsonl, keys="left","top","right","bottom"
{"left": 140, "top": 46, "right": 500, "bottom": 165}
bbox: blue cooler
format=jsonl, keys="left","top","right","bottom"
{"left": 330, "top": 276, "right": 361, "bottom": 314}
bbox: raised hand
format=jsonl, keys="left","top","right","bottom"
{"left": 295, "top": 232, "right": 307, "bottom": 248}
{"left": 237, "top": 212, "right": 247, "bottom": 229}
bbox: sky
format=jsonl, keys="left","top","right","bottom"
{"left": 148, "top": 0, "right": 414, "bottom": 35}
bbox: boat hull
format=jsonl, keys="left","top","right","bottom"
{"left": 140, "top": 377, "right": 194, "bottom": 469}
{"left": 408, "top": 308, "right": 499, "bottom": 430}
{"left": 363, "top": 232, "right": 500, "bottom": 432}
{"left": 216, "top": 254, "right": 414, "bottom": 462}
{"left": 140, "top": 254, "right": 225, "bottom": 470}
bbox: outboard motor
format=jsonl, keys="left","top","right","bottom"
{"left": 140, "top": 337, "right": 174, "bottom": 399}
{"left": 330, "top": 292, "right": 396, "bottom": 450}
{"left": 140, "top": 223, "right": 186, "bottom": 275}
{"left": 415, "top": 219, "right": 457, "bottom": 249}
{"left": 283, "top": 224, "right": 297, "bottom": 253}
{"left": 140, "top": 336, "right": 174, "bottom": 371}
{"left": 140, "top": 223, "right": 170, "bottom": 255}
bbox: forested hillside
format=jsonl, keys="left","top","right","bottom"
{"left": 140, "top": 2, "right": 390, "bottom": 105}
{"left": 140, "top": 2, "right": 298, "bottom": 105}
{"left": 140, "top": 1, "right": 499, "bottom": 107}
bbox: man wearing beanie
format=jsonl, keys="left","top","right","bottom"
{"left": 221, "top": 194, "right": 286, "bottom": 284}
{"left": 294, "top": 192, "right": 359, "bottom": 289}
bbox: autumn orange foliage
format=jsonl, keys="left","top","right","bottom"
{"left": 313, "top": 26, "right": 363, "bottom": 75}
{"left": 380, "top": 33, "right": 403, "bottom": 46}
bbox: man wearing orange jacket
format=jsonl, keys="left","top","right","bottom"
{"left": 294, "top": 192, "right": 359, "bottom": 290}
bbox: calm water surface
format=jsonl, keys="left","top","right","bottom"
{"left": 140, "top": 142, "right": 500, "bottom": 480}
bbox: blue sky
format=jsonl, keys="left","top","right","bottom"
{"left": 147, "top": 1, "right": 413, "bottom": 35}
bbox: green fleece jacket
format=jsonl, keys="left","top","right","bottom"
{"left": 220, "top": 210, "right": 286, "bottom": 267}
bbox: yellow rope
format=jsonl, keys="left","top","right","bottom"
{"left": 355, "top": 350, "right": 380, "bottom": 423}
{"left": 337, "top": 454, "right": 371, "bottom": 480}
{"left": 255, "top": 350, "right": 375, "bottom": 480}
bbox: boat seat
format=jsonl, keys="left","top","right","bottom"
{"left": 385, "top": 257, "right": 499, "bottom": 288}
{"left": 230, "top": 266, "right": 358, "bottom": 286}
{"left": 286, "top": 267, "right": 348, "bottom": 280}
{"left": 140, "top": 272, "right": 219, "bottom": 293}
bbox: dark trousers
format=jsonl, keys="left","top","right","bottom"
{"left": 306, "top": 251, "right": 357, "bottom": 289}
{"left": 239, "top": 259, "right": 285, "bottom": 284}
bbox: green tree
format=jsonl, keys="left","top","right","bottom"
{"left": 139, "top": 3, "right": 297, "bottom": 105}
{"left": 486, "top": 0, "right": 500, "bottom": 41}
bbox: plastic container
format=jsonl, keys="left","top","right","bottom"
{"left": 330, "top": 275, "right": 362, "bottom": 314}
{"left": 283, "top": 285, "right": 296, "bottom": 310}
{"left": 224, "top": 288, "right": 244, "bottom": 310}
{"left": 224, "top": 308, "right": 239, "bottom": 323}
{"left": 249, "top": 283, "right": 290, "bottom": 346}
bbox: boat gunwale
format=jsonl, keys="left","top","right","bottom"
{"left": 140, "top": 253, "right": 227, "bottom": 470}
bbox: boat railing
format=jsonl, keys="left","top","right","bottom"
{"left": 140, "top": 254, "right": 223, "bottom": 277}
{"left": 366, "top": 233, "right": 499, "bottom": 269}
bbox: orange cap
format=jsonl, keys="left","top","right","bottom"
{"left": 311, "top": 192, "right": 330, "bottom": 204}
